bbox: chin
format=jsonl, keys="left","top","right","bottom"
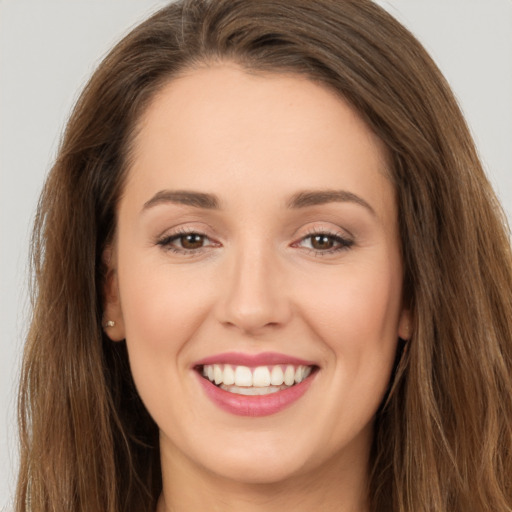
{"left": 180, "top": 432, "right": 314, "bottom": 485}
{"left": 207, "top": 455, "right": 309, "bottom": 486}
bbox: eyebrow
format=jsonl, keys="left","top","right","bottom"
{"left": 142, "top": 188, "right": 375, "bottom": 216}
{"left": 287, "top": 189, "right": 376, "bottom": 215}
{"left": 142, "top": 190, "right": 220, "bottom": 210}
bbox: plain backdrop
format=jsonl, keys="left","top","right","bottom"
{"left": 1, "top": 0, "right": 511, "bottom": 508}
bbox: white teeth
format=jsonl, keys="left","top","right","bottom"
{"left": 270, "top": 366, "right": 284, "bottom": 385}
{"left": 284, "top": 365, "right": 295, "bottom": 386}
{"left": 234, "top": 366, "right": 253, "bottom": 387}
{"left": 223, "top": 364, "right": 235, "bottom": 385}
{"left": 252, "top": 366, "right": 271, "bottom": 387}
{"left": 219, "top": 384, "right": 290, "bottom": 395}
{"left": 202, "top": 363, "right": 313, "bottom": 390}
{"left": 213, "top": 364, "right": 223, "bottom": 385}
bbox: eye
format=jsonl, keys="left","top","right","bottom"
{"left": 296, "top": 230, "right": 354, "bottom": 255}
{"left": 156, "top": 229, "right": 217, "bottom": 254}
{"left": 176, "top": 233, "right": 207, "bottom": 250}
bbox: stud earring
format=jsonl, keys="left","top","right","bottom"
{"left": 104, "top": 320, "right": 116, "bottom": 328}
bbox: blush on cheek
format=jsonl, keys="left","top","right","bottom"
{"left": 121, "top": 266, "right": 215, "bottom": 355}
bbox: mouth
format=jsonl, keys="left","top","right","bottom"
{"left": 197, "top": 363, "right": 316, "bottom": 396}
{"left": 193, "top": 354, "right": 319, "bottom": 416}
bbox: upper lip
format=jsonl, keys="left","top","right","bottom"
{"left": 193, "top": 351, "right": 317, "bottom": 368}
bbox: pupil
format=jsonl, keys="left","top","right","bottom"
{"left": 312, "top": 235, "right": 333, "bottom": 250}
{"left": 182, "top": 234, "right": 204, "bottom": 249}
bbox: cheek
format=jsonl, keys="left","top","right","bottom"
{"left": 304, "top": 263, "right": 401, "bottom": 341}
{"left": 115, "top": 249, "right": 215, "bottom": 398}
{"left": 118, "top": 254, "right": 213, "bottom": 346}
{"left": 297, "top": 256, "right": 403, "bottom": 393}
{"left": 116, "top": 256, "right": 220, "bottom": 430}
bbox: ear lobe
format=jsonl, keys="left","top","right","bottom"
{"left": 398, "top": 308, "right": 412, "bottom": 340}
{"left": 102, "top": 247, "right": 125, "bottom": 342}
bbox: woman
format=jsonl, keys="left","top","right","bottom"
{"left": 16, "top": 0, "right": 512, "bottom": 511}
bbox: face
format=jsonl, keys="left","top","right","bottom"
{"left": 104, "top": 64, "right": 409, "bottom": 486}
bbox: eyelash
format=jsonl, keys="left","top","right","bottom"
{"left": 294, "top": 228, "right": 354, "bottom": 255}
{"left": 156, "top": 227, "right": 354, "bottom": 256}
{"left": 156, "top": 227, "right": 218, "bottom": 256}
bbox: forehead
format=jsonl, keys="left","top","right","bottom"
{"left": 125, "top": 64, "right": 394, "bottom": 220}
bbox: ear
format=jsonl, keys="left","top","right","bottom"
{"left": 397, "top": 308, "right": 412, "bottom": 341}
{"left": 102, "top": 246, "right": 126, "bottom": 341}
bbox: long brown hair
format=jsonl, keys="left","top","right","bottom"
{"left": 16, "top": 1, "right": 512, "bottom": 511}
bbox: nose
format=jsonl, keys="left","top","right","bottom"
{"left": 215, "top": 242, "right": 292, "bottom": 335}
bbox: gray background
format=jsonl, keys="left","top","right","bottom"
{"left": 1, "top": 0, "right": 511, "bottom": 508}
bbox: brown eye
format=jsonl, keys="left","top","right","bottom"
{"left": 180, "top": 233, "right": 205, "bottom": 249}
{"left": 297, "top": 231, "right": 354, "bottom": 254}
{"left": 310, "top": 234, "right": 336, "bottom": 250}
{"left": 157, "top": 231, "right": 215, "bottom": 254}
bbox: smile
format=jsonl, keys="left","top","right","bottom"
{"left": 201, "top": 364, "right": 313, "bottom": 395}
{"left": 193, "top": 353, "right": 318, "bottom": 416}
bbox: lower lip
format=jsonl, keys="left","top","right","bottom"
{"left": 196, "top": 372, "right": 315, "bottom": 417}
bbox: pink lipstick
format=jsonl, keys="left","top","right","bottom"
{"left": 194, "top": 351, "right": 316, "bottom": 367}
{"left": 193, "top": 352, "right": 318, "bottom": 417}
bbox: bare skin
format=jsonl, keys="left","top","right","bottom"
{"left": 104, "top": 63, "right": 409, "bottom": 511}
